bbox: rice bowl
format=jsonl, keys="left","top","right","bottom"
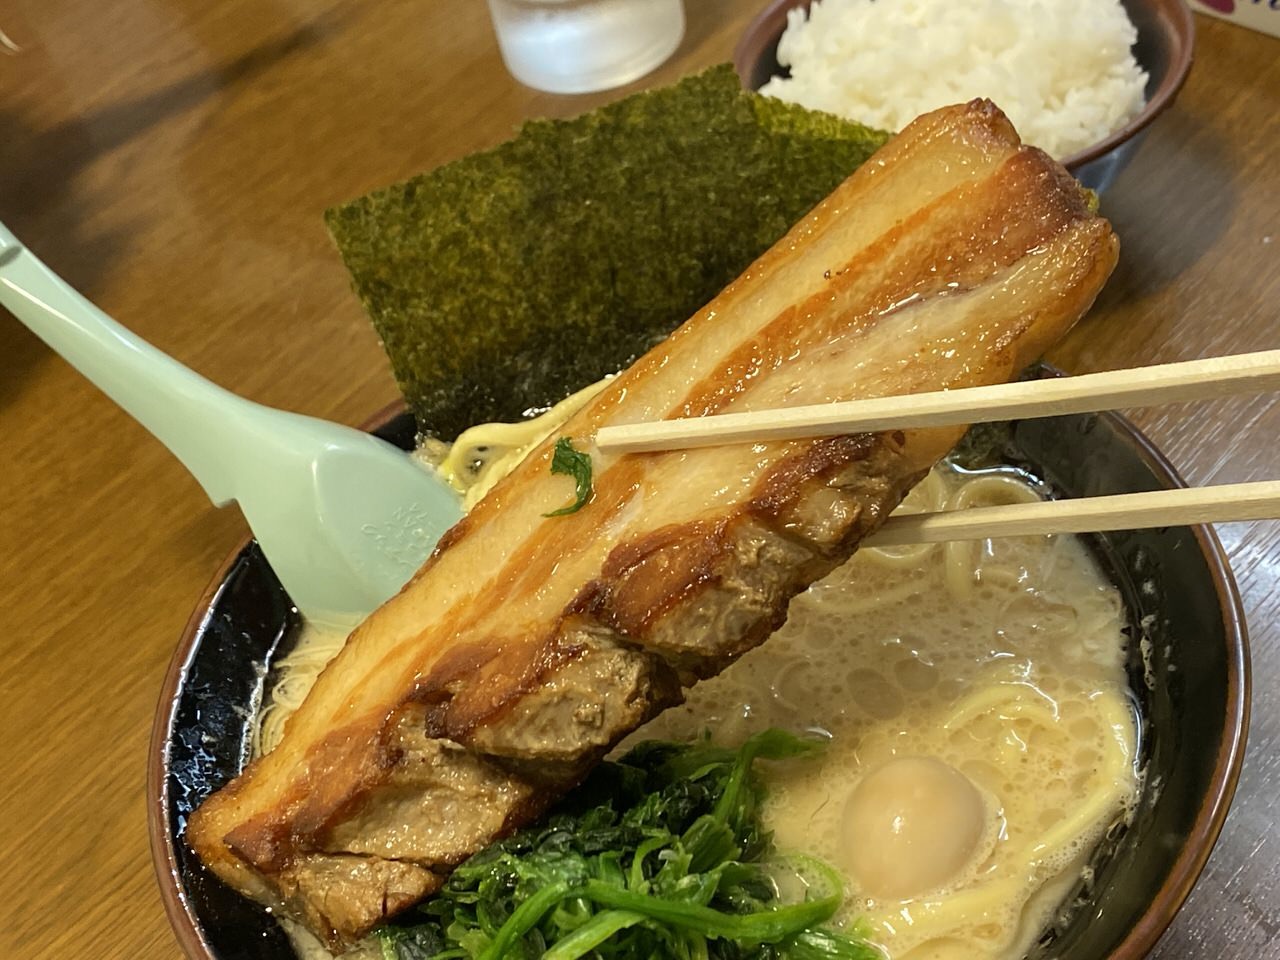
{"left": 759, "top": 0, "right": 1149, "bottom": 160}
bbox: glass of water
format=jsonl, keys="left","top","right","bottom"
{"left": 486, "top": 0, "right": 686, "bottom": 95}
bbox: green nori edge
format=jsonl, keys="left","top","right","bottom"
{"left": 325, "top": 65, "right": 888, "bottom": 439}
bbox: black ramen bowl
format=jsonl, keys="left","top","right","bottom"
{"left": 733, "top": 0, "right": 1196, "bottom": 194}
{"left": 149, "top": 392, "right": 1248, "bottom": 960}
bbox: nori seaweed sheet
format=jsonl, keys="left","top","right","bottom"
{"left": 325, "top": 65, "right": 888, "bottom": 439}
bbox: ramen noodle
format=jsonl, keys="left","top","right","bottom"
{"left": 639, "top": 464, "right": 1139, "bottom": 960}
{"left": 255, "top": 413, "right": 1138, "bottom": 960}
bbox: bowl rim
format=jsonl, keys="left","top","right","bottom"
{"left": 1082, "top": 408, "right": 1251, "bottom": 959}
{"left": 731, "top": 0, "right": 1197, "bottom": 172}
{"left": 148, "top": 398, "right": 1249, "bottom": 960}
{"left": 145, "top": 397, "right": 411, "bottom": 960}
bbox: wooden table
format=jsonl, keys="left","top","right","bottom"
{"left": 1, "top": 1, "right": 1277, "bottom": 957}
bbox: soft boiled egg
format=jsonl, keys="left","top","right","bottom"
{"left": 843, "top": 756, "right": 991, "bottom": 900}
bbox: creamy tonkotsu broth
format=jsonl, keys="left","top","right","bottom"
{"left": 634, "top": 464, "right": 1139, "bottom": 960}
{"left": 254, "top": 435, "right": 1139, "bottom": 960}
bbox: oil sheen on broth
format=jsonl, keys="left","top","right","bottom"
{"left": 636, "top": 465, "right": 1139, "bottom": 960}
{"left": 256, "top": 434, "right": 1138, "bottom": 960}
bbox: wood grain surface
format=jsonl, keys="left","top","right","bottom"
{"left": 0, "top": 2, "right": 1277, "bottom": 957}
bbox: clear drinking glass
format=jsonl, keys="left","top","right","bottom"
{"left": 486, "top": 0, "right": 686, "bottom": 95}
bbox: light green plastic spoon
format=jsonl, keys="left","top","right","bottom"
{"left": 0, "top": 222, "right": 463, "bottom": 629}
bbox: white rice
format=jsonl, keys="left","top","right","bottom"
{"left": 759, "top": 0, "right": 1148, "bottom": 160}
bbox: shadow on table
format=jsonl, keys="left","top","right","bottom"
{"left": 0, "top": 13, "right": 346, "bottom": 407}
{"left": 1088, "top": 103, "right": 1238, "bottom": 318}
{"left": 680, "top": 0, "right": 744, "bottom": 57}
{"left": 0, "top": 98, "right": 125, "bottom": 408}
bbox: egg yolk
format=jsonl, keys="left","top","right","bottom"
{"left": 843, "top": 756, "right": 987, "bottom": 900}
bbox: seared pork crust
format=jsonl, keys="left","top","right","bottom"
{"left": 187, "top": 99, "right": 1119, "bottom": 950}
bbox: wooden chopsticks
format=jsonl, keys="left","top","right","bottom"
{"left": 594, "top": 350, "right": 1280, "bottom": 454}
{"left": 862, "top": 481, "right": 1280, "bottom": 546}
{"left": 592, "top": 350, "right": 1280, "bottom": 542}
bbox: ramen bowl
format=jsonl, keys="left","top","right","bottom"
{"left": 733, "top": 0, "right": 1196, "bottom": 194}
{"left": 149, "top": 392, "right": 1248, "bottom": 960}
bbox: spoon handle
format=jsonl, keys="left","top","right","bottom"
{"left": 0, "top": 221, "right": 244, "bottom": 505}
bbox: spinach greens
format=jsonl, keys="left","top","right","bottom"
{"left": 377, "top": 730, "right": 879, "bottom": 960}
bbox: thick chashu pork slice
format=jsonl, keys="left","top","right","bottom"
{"left": 188, "top": 100, "right": 1118, "bottom": 949}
